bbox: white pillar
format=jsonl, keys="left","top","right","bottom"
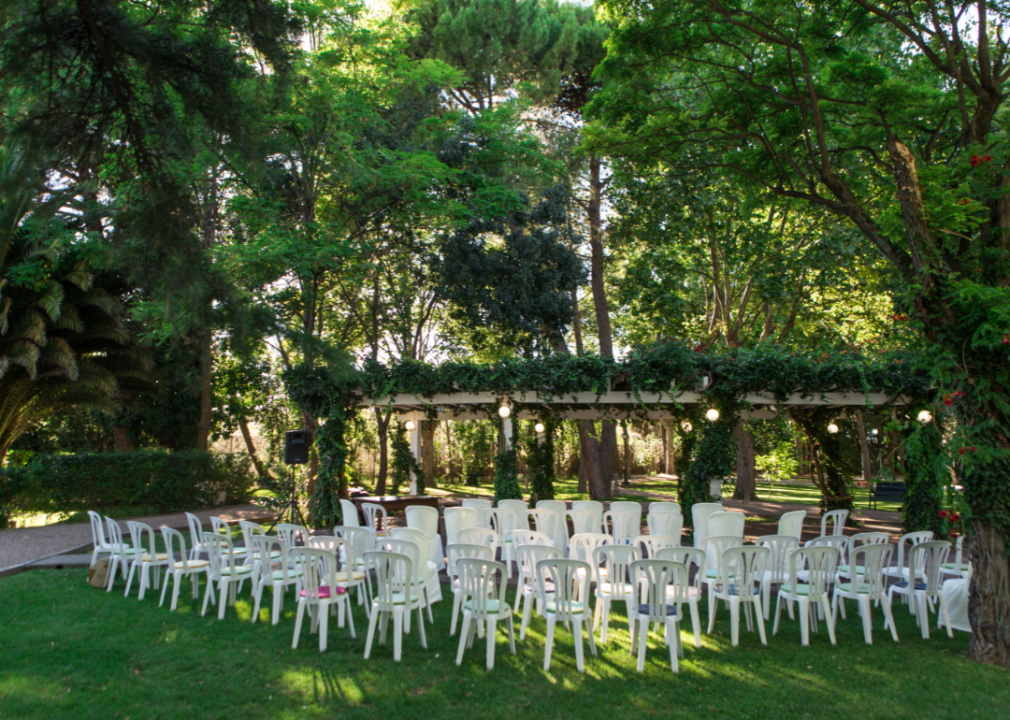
{"left": 408, "top": 419, "right": 421, "bottom": 495}
{"left": 502, "top": 417, "right": 513, "bottom": 451}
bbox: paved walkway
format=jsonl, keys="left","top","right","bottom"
{"left": 0, "top": 504, "right": 272, "bottom": 573}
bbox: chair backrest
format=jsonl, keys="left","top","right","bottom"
{"left": 537, "top": 500, "right": 567, "bottom": 515}
{"left": 210, "top": 516, "right": 231, "bottom": 537}
{"left": 405, "top": 505, "right": 439, "bottom": 539}
{"left": 634, "top": 534, "right": 680, "bottom": 558}
{"left": 252, "top": 535, "right": 299, "bottom": 583}
{"left": 126, "top": 521, "right": 156, "bottom": 557}
{"left": 487, "top": 508, "right": 517, "bottom": 540}
{"left": 239, "top": 520, "right": 266, "bottom": 553}
{"left": 603, "top": 509, "right": 640, "bottom": 545}
{"left": 527, "top": 509, "right": 561, "bottom": 545}
{"left": 717, "top": 545, "right": 768, "bottom": 596}
{"left": 568, "top": 532, "right": 612, "bottom": 564}
{"left": 631, "top": 559, "right": 688, "bottom": 620}
{"left": 105, "top": 517, "right": 129, "bottom": 551}
{"left": 461, "top": 499, "right": 493, "bottom": 528}
{"left": 458, "top": 527, "right": 499, "bottom": 556}
{"left": 704, "top": 534, "right": 743, "bottom": 573}
{"left": 512, "top": 529, "right": 553, "bottom": 547}
{"left": 534, "top": 501, "right": 568, "bottom": 549}
{"left": 805, "top": 535, "right": 849, "bottom": 557}
{"left": 610, "top": 501, "right": 643, "bottom": 519}
{"left": 185, "top": 512, "right": 204, "bottom": 550}
{"left": 339, "top": 499, "right": 360, "bottom": 527}
{"left": 708, "top": 511, "right": 745, "bottom": 539}
{"left": 333, "top": 526, "right": 370, "bottom": 565}
{"left": 499, "top": 500, "right": 530, "bottom": 531}
{"left": 691, "top": 502, "right": 724, "bottom": 548}
{"left": 88, "top": 510, "right": 108, "bottom": 548}
{"left": 365, "top": 550, "right": 413, "bottom": 610}
{"left": 160, "top": 527, "right": 190, "bottom": 569}
{"left": 647, "top": 511, "right": 683, "bottom": 539}
{"left": 849, "top": 543, "right": 893, "bottom": 599}
{"left": 911, "top": 541, "right": 952, "bottom": 597}
{"left": 361, "top": 503, "right": 388, "bottom": 536}
{"left": 758, "top": 534, "right": 800, "bottom": 585}
{"left": 572, "top": 500, "right": 604, "bottom": 531}
{"left": 789, "top": 546, "right": 838, "bottom": 600}
{"left": 293, "top": 547, "right": 339, "bottom": 603}
{"left": 896, "top": 530, "right": 934, "bottom": 571}
{"left": 203, "top": 531, "right": 243, "bottom": 579}
{"left": 567, "top": 509, "right": 601, "bottom": 536}
{"left": 516, "top": 543, "right": 562, "bottom": 589}
{"left": 649, "top": 501, "right": 681, "bottom": 514}
{"left": 390, "top": 527, "right": 429, "bottom": 564}
{"left": 848, "top": 532, "right": 889, "bottom": 565}
{"left": 821, "top": 509, "right": 849, "bottom": 536}
{"left": 447, "top": 543, "right": 493, "bottom": 581}
{"left": 386, "top": 537, "right": 422, "bottom": 579}
{"left": 536, "top": 558, "right": 590, "bottom": 618}
{"left": 308, "top": 535, "right": 341, "bottom": 555}
{"left": 594, "top": 544, "right": 641, "bottom": 595}
{"left": 444, "top": 507, "right": 479, "bottom": 546}
{"left": 457, "top": 558, "right": 507, "bottom": 620}
{"left": 275, "top": 523, "right": 309, "bottom": 549}
{"left": 656, "top": 547, "right": 705, "bottom": 595}
{"left": 777, "top": 510, "right": 806, "bottom": 540}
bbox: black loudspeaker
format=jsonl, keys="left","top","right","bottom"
{"left": 284, "top": 430, "right": 311, "bottom": 465}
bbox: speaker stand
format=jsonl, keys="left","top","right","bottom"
{"left": 266, "top": 465, "right": 307, "bottom": 534}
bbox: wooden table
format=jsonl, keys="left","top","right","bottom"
{"left": 351, "top": 495, "right": 441, "bottom": 521}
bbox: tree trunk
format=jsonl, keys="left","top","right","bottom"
{"left": 113, "top": 426, "right": 133, "bottom": 452}
{"left": 577, "top": 433, "right": 589, "bottom": 494}
{"left": 968, "top": 523, "right": 1010, "bottom": 666}
{"left": 238, "top": 418, "right": 270, "bottom": 480}
{"left": 374, "top": 407, "right": 390, "bottom": 495}
{"left": 579, "top": 420, "right": 616, "bottom": 501}
{"left": 421, "top": 419, "right": 436, "bottom": 488}
{"left": 733, "top": 422, "right": 757, "bottom": 501}
{"left": 855, "top": 410, "right": 873, "bottom": 483}
{"left": 195, "top": 333, "right": 213, "bottom": 452}
{"left": 302, "top": 413, "right": 319, "bottom": 498}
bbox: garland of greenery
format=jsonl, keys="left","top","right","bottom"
{"left": 791, "top": 408, "right": 854, "bottom": 514}
{"left": 526, "top": 419, "right": 556, "bottom": 503}
{"left": 494, "top": 445, "right": 522, "bottom": 504}
{"left": 903, "top": 421, "right": 946, "bottom": 535}
{"left": 390, "top": 421, "right": 425, "bottom": 495}
{"left": 681, "top": 413, "right": 737, "bottom": 521}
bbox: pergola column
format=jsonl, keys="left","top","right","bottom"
{"left": 408, "top": 419, "right": 421, "bottom": 495}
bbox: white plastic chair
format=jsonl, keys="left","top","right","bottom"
{"left": 444, "top": 507, "right": 478, "bottom": 546}
{"left": 634, "top": 534, "right": 680, "bottom": 559}
{"left": 536, "top": 500, "right": 569, "bottom": 551}
{"left": 239, "top": 520, "right": 281, "bottom": 565}
{"left": 185, "top": 512, "right": 212, "bottom": 560}
{"left": 820, "top": 509, "right": 848, "bottom": 536}
{"left": 309, "top": 535, "right": 368, "bottom": 614}
{"left": 708, "top": 545, "right": 769, "bottom": 646}
{"left": 334, "top": 526, "right": 373, "bottom": 609}
{"left": 202, "top": 532, "right": 254, "bottom": 619}
{"left": 886, "top": 540, "right": 953, "bottom": 639}
{"left": 363, "top": 550, "right": 426, "bottom": 661}
{"left": 610, "top": 500, "right": 643, "bottom": 519}
{"left": 593, "top": 544, "right": 641, "bottom": 642}
{"left": 124, "top": 521, "right": 170, "bottom": 600}
{"left": 447, "top": 543, "right": 494, "bottom": 635}
{"left": 832, "top": 543, "right": 899, "bottom": 644}
{"left": 339, "top": 499, "right": 361, "bottom": 528}
{"left": 159, "top": 527, "right": 211, "bottom": 611}
{"left": 458, "top": 527, "right": 499, "bottom": 560}
{"left": 361, "top": 503, "right": 389, "bottom": 545}
{"left": 291, "top": 547, "right": 356, "bottom": 652}
{"left": 514, "top": 543, "right": 562, "bottom": 639}
{"left": 655, "top": 547, "right": 704, "bottom": 647}
{"left": 758, "top": 534, "right": 800, "bottom": 619}
{"left": 941, "top": 535, "right": 971, "bottom": 578}
{"left": 774, "top": 545, "right": 838, "bottom": 646}
{"left": 701, "top": 535, "right": 744, "bottom": 622}
{"left": 628, "top": 559, "right": 687, "bottom": 673}
{"left": 837, "top": 532, "right": 889, "bottom": 580}
{"left": 512, "top": 529, "right": 553, "bottom": 547}
{"left": 250, "top": 535, "right": 304, "bottom": 625}
{"left": 405, "top": 505, "right": 444, "bottom": 572}
{"left": 691, "top": 502, "right": 724, "bottom": 551}
{"left": 708, "top": 511, "right": 745, "bottom": 539}
{"left": 567, "top": 509, "right": 600, "bottom": 536}
{"left": 537, "top": 558, "right": 597, "bottom": 673}
{"left": 462, "top": 498, "right": 493, "bottom": 529}
{"left": 390, "top": 527, "right": 442, "bottom": 609}
{"left": 572, "top": 500, "right": 603, "bottom": 534}
{"left": 568, "top": 532, "right": 612, "bottom": 589}
{"left": 647, "top": 511, "right": 683, "bottom": 540}
{"left": 527, "top": 509, "right": 562, "bottom": 547}
{"left": 87, "top": 510, "right": 119, "bottom": 569}
{"left": 104, "top": 517, "right": 136, "bottom": 591}
{"left": 455, "top": 558, "right": 516, "bottom": 670}
{"left": 777, "top": 510, "right": 806, "bottom": 540}
{"left": 603, "top": 509, "right": 639, "bottom": 545}
{"left": 275, "top": 523, "right": 309, "bottom": 548}
{"left": 487, "top": 508, "right": 518, "bottom": 576}
{"left": 882, "top": 531, "right": 934, "bottom": 584}
{"left": 649, "top": 502, "right": 681, "bottom": 514}
{"left": 209, "top": 517, "right": 248, "bottom": 561}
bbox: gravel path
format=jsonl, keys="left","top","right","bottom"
{"left": 0, "top": 504, "right": 272, "bottom": 572}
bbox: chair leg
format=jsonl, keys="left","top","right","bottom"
{"left": 363, "top": 605, "right": 379, "bottom": 659}
{"left": 506, "top": 615, "right": 516, "bottom": 655}
{"left": 171, "top": 576, "right": 182, "bottom": 612}
{"left": 690, "top": 601, "right": 701, "bottom": 648}
{"left": 218, "top": 580, "right": 228, "bottom": 620}
{"left": 417, "top": 603, "right": 428, "bottom": 649}
{"left": 450, "top": 591, "right": 462, "bottom": 636}
{"left": 379, "top": 610, "right": 389, "bottom": 645}
{"left": 586, "top": 614, "right": 598, "bottom": 656}
{"left": 125, "top": 561, "right": 137, "bottom": 597}
{"left": 160, "top": 572, "right": 172, "bottom": 607}
{"left": 754, "top": 601, "right": 767, "bottom": 645}
{"left": 858, "top": 597, "right": 873, "bottom": 644}
{"left": 763, "top": 583, "right": 771, "bottom": 620}
{"left": 940, "top": 595, "right": 954, "bottom": 638}
{"left": 544, "top": 615, "right": 556, "bottom": 671}
{"left": 882, "top": 596, "right": 899, "bottom": 643}
{"left": 707, "top": 593, "right": 718, "bottom": 634}
{"left": 319, "top": 602, "right": 329, "bottom": 652}
{"left": 821, "top": 598, "right": 836, "bottom": 645}
{"left": 600, "top": 598, "right": 612, "bottom": 643}
{"left": 637, "top": 618, "right": 649, "bottom": 672}
{"left": 729, "top": 598, "right": 740, "bottom": 647}
{"left": 917, "top": 594, "right": 930, "bottom": 639}
{"left": 667, "top": 618, "right": 679, "bottom": 673}
{"left": 773, "top": 595, "right": 783, "bottom": 636}
{"left": 486, "top": 618, "right": 496, "bottom": 670}
{"left": 521, "top": 593, "right": 535, "bottom": 640}
{"left": 798, "top": 599, "right": 810, "bottom": 646}
{"left": 573, "top": 617, "right": 585, "bottom": 673}
{"left": 273, "top": 585, "right": 282, "bottom": 626}
{"left": 106, "top": 557, "right": 119, "bottom": 592}
{"left": 392, "top": 608, "right": 403, "bottom": 661}
{"left": 456, "top": 614, "right": 470, "bottom": 665}
{"left": 201, "top": 578, "right": 214, "bottom": 617}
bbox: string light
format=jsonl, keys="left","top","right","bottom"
{"left": 535, "top": 423, "right": 545, "bottom": 434}
{"left": 917, "top": 410, "right": 933, "bottom": 423}
{"left": 827, "top": 423, "right": 839, "bottom": 434}
{"left": 706, "top": 409, "right": 720, "bottom": 422}
{"left": 681, "top": 421, "right": 693, "bottom": 432}
{"left": 498, "top": 405, "right": 511, "bottom": 419}
{"left": 405, "top": 420, "right": 416, "bottom": 431}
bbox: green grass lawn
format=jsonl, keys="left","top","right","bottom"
{"left": 432, "top": 477, "right": 902, "bottom": 513}
{"left": 1, "top": 569, "right": 1004, "bottom": 720}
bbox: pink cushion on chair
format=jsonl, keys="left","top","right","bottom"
{"left": 300, "top": 585, "right": 347, "bottom": 599}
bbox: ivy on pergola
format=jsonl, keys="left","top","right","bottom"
{"left": 284, "top": 341, "right": 933, "bottom": 527}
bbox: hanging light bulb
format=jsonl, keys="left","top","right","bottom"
{"left": 706, "top": 408, "right": 720, "bottom": 422}
{"left": 535, "top": 422, "right": 545, "bottom": 434}
{"left": 681, "top": 421, "right": 693, "bottom": 433}
{"left": 917, "top": 410, "right": 933, "bottom": 424}
{"left": 827, "top": 423, "right": 840, "bottom": 434}
{"left": 498, "top": 404, "right": 511, "bottom": 419}
{"left": 405, "top": 420, "right": 416, "bottom": 431}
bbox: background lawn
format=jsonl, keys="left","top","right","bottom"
{"left": 0, "top": 569, "right": 1004, "bottom": 720}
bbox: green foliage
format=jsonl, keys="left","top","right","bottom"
{"left": 390, "top": 422, "right": 424, "bottom": 496}
{"left": 792, "top": 408, "right": 854, "bottom": 514}
{"left": 903, "top": 422, "right": 946, "bottom": 535}
{"left": 681, "top": 414, "right": 736, "bottom": 519}
{"left": 493, "top": 445, "right": 522, "bottom": 504}
{"left": 0, "top": 451, "right": 255, "bottom": 525}
{"left": 526, "top": 420, "right": 556, "bottom": 502}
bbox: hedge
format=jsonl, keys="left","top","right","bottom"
{"left": 0, "top": 451, "right": 256, "bottom": 528}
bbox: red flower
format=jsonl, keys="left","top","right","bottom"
{"left": 1003, "top": 334, "right": 1009, "bottom": 345}
{"left": 939, "top": 510, "right": 949, "bottom": 519}
{"left": 958, "top": 447, "right": 966, "bottom": 455}
{"left": 969, "top": 446, "right": 977, "bottom": 452}
{"left": 971, "top": 154, "right": 980, "bottom": 166}
{"left": 982, "top": 154, "right": 992, "bottom": 162}
{"left": 944, "top": 396, "right": 954, "bottom": 406}
{"left": 959, "top": 198, "right": 972, "bottom": 205}
{"left": 951, "top": 512, "right": 961, "bottom": 522}
{"left": 955, "top": 390, "right": 963, "bottom": 398}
